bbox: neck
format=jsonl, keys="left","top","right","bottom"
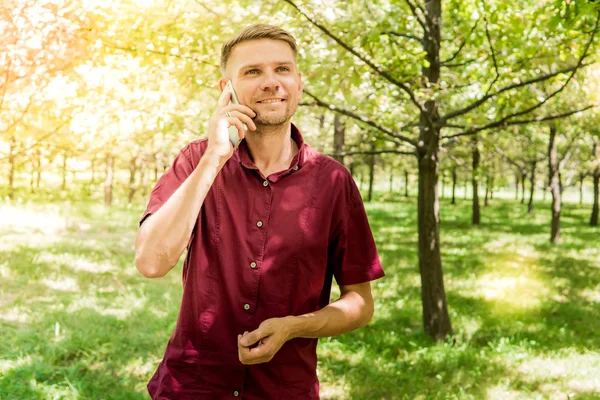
{"left": 245, "top": 123, "right": 297, "bottom": 175}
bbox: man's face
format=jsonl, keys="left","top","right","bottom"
{"left": 222, "top": 39, "right": 302, "bottom": 127}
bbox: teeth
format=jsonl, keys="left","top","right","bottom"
{"left": 260, "top": 99, "right": 283, "bottom": 103}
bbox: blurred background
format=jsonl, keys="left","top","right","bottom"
{"left": 1, "top": 0, "right": 600, "bottom": 399}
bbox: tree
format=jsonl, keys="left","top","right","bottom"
{"left": 288, "top": 0, "right": 599, "bottom": 339}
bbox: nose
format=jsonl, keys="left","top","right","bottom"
{"left": 259, "top": 70, "right": 280, "bottom": 92}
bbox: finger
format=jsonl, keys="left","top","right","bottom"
{"left": 238, "top": 342, "right": 255, "bottom": 364}
{"left": 217, "top": 87, "right": 232, "bottom": 109}
{"left": 220, "top": 106, "right": 256, "bottom": 128}
{"left": 226, "top": 110, "right": 257, "bottom": 131}
{"left": 224, "top": 117, "right": 246, "bottom": 141}
{"left": 228, "top": 104, "right": 257, "bottom": 120}
{"left": 240, "top": 329, "right": 266, "bottom": 347}
{"left": 239, "top": 345, "right": 269, "bottom": 365}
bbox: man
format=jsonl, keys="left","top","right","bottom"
{"left": 135, "top": 24, "right": 384, "bottom": 399}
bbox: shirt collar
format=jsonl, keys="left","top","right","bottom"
{"left": 236, "top": 123, "right": 306, "bottom": 171}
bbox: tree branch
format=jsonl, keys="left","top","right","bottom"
{"left": 559, "top": 131, "right": 583, "bottom": 167}
{"left": 381, "top": 31, "right": 423, "bottom": 45}
{"left": 329, "top": 149, "right": 416, "bottom": 157}
{"left": 440, "top": 19, "right": 479, "bottom": 65}
{"left": 404, "top": 0, "right": 428, "bottom": 33}
{"left": 301, "top": 90, "right": 417, "bottom": 147}
{"left": 482, "top": 5, "right": 500, "bottom": 96}
{"left": 492, "top": 144, "right": 526, "bottom": 172}
{"left": 282, "top": 0, "right": 426, "bottom": 114}
{"left": 442, "top": 63, "right": 591, "bottom": 123}
{"left": 193, "top": 0, "right": 220, "bottom": 16}
{"left": 105, "top": 43, "right": 218, "bottom": 68}
{"left": 0, "top": 118, "right": 71, "bottom": 160}
{"left": 442, "top": 12, "right": 599, "bottom": 123}
{"left": 0, "top": 58, "right": 11, "bottom": 112}
{"left": 0, "top": 96, "right": 36, "bottom": 134}
{"left": 443, "top": 104, "right": 598, "bottom": 140}
{"left": 442, "top": 58, "right": 485, "bottom": 68}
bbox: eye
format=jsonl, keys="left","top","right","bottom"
{"left": 245, "top": 69, "right": 259, "bottom": 75}
{"left": 276, "top": 66, "right": 290, "bottom": 72}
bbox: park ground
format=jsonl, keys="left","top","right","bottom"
{"left": 1, "top": 192, "right": 600, "bottom": 399}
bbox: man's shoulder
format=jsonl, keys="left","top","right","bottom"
{"left": 186, "top": 138, "right": 209, "bottom": 155}
{"left": 175, "top": 138, "right": 209, "bottom": 168}
{"left": 304, "top": 146, "right": 353, "bottom": 184}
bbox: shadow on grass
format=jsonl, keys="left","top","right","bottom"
{"left": 2, "top": 195, "right": 600, "bottom": 399}
{"left": 1, "top": 305, "right": 174, "bottom": 399}
{"left": 320, "top": 196, "right": 600, "bottom": 399}
{"left": 0, "top": 234, "right": 182, "bottom": 399}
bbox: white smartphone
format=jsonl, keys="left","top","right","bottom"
{"left": 225, "top": 80, "right": 247, "bottom": 148}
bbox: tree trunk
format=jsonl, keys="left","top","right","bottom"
{"left": 35, "top": 147, "right": 42, "bottom": 189}
{"left": 548, "top": 124, "right": 561, "bottom": 244}
{"left": 464, "top": 175, "right": 468, "bottom": 199}
{"left": 90, "top": 156, "right": 97, "bottom": 185}
{"left": 389, "top": 165, "right": 394, "bottom": 194}
{"left": 521, "top": 172, "right": 526, "bottom": 204}
{"left": 367, "top": 143, "right": 375, "bottom": 202}
{"left": 317, "top": 112, "right": 326, "bottom": 131}
{"left": 128, "top": 153, "right": 138, "bottom": 204}
{"left": 404, "top": 170, "right": 409, "bottom": 197}
{"left": 154, "top": 153, "right": 159, "bottom": 181}
{"left": 8, "top": 134, "right": 16, "bottom": 200}
{"left": 528, "top": 161, "right": 536, "bottom": 215}
{"left": 417, "top": 0, "right": 452, "bottom": 340}
{"left": 591, "top": 138, "right": 599, "bottom": 226}
{"left": 451, "top": 166, "right": 457, "bottom": 205}
{"left": 440, "top": 170, "right": 445, "bottom": 199}
{"left": 104, "top": 150, "right": 114, "bottom": 207}
{"left": 515, "top": 172, "right": 519, "bottom": 200}
{"left": 484, "top": 174, "right": 490, "bottom": 207}
{"left": 559, "top": 172, "right": 564, "bottom": 195}
{"left": 29, "top": 158, "right": 35, "bottom": 193}
{"left": 141, "top": 156, "right": 149, "bottom": 197}
{"left": 61, "top": 152, "right": 68, "bottom": 191}
{"left": 471, "top": 137, "right": 480, "bottom": 225}
{"left": 490, "top": 168, "right": 494, "bottom": 200}
{"left": 579, "top": 173, "right": 585, "bottom": 206}
{"left": 333, "top": 113, "right": 346, "bottom": 166}
{"left": 543, "top": 178, "right": 548, "bottom": 201}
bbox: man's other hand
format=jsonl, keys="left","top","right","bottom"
{"left": 237, "top": 317, "right": 293, "bottom": 365}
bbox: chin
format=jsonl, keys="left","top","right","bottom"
{"left": 254, "top": 114, "right": 292, "bottom": 126}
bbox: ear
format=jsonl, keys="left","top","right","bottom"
{"left": 218, "top": 78, "right": 228, "bottom": 92}
{"left": 297, "top": 72, "right": 303, "bottom": 96}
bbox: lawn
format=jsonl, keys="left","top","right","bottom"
{"left": 1, "top": 194, "right": 599, "bottom": 399}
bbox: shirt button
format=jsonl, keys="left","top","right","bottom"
{"left": 257, "top": 221, "right": 263, "bottom": 227}
{"left": 263, "top": 180, "right": 269, "bottom": 187}
{"left": 244, "top": 304, "right": 251, "bottom": 311}
{"left": 250, "top": 262, "right": 257, "bottom": 269}
{"left": 233, "top": 391, "right": 239, "bottom": 397}
{"left": 293, "top": 165, "right": 299, "bottom": 171}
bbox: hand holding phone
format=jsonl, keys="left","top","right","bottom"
{"left": 225, "top": 81, "right": 247, "bottom": 148}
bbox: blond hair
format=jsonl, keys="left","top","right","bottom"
{"left": 220, "top": 24, "right": 298, "bottom": 74}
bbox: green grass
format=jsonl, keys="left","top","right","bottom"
{"left": 1, "top": 194, "right": 600, "bottom": 399}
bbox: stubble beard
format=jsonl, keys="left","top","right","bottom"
{"left": 250, "top": 101, "right": 297, "bottom": 135}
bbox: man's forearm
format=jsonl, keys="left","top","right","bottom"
{"left": 286, "top": 291, "right": 374, "bottom": 339}
{"left": 135, "top": 148, "right": 226, "bottom": 278}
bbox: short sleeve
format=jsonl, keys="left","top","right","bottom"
{"left": 139, "top": 144, "right": 196, "bottom": 227}
{"left": 328, "top": 183, "right": 385, "bottom": 286}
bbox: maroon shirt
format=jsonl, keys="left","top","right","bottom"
{"left": 140, "top": 125, "right": 384, "bottom": 399}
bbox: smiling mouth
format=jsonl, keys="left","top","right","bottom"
{"left": 257, "top": 99, "right": 285, "bottom": 104}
